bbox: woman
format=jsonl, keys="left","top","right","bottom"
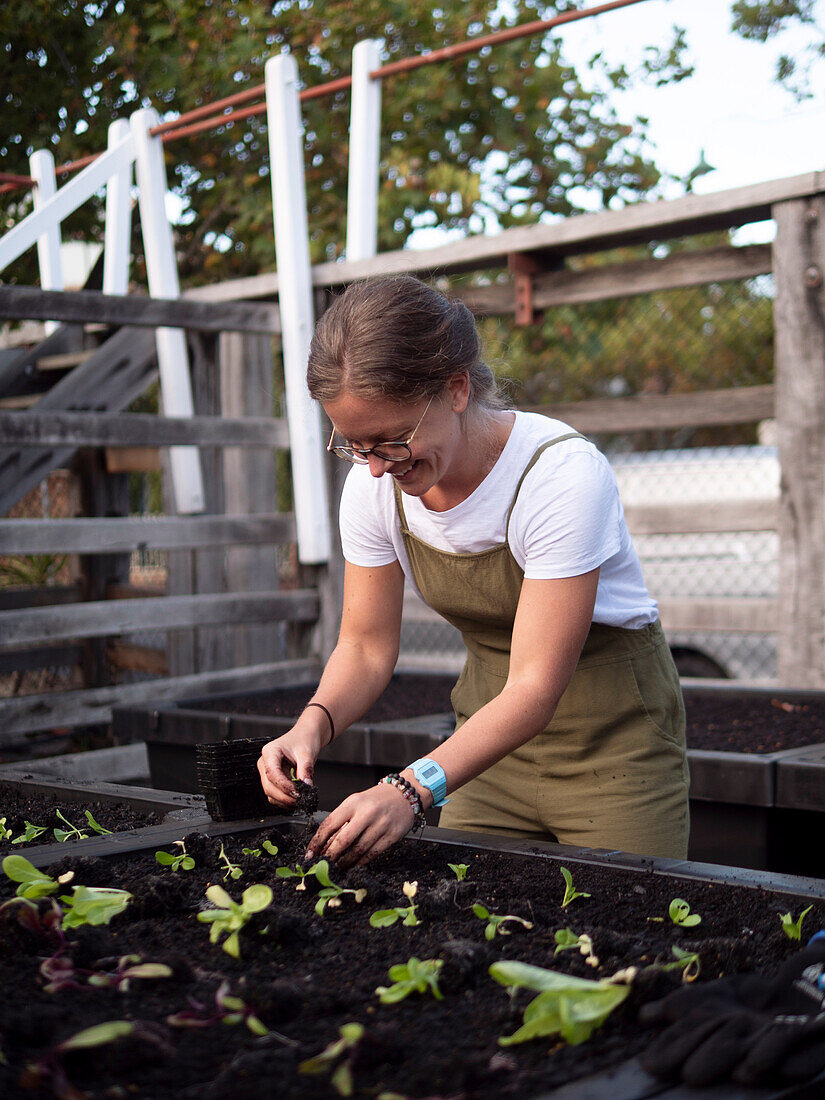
{"left": 258, "top": 275, "right": 689, "bottom": 868}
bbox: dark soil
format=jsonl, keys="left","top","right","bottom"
{"left": 0, "top": 782, "right": 161, "bottom": 854}
{"left": 0, "top": 815, "right": 823, "bottom": 1100}
{"left": 684, "top": 692, "right": 825, "bottom": 754}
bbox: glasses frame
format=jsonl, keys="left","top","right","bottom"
{"left": 326, "top": 395, "right": 434, "bottom": 465}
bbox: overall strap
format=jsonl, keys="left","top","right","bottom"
{"left": 504, "top": 432, "right": 585, "bottom": 544}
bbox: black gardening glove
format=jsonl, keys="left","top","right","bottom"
{"left": 639, "top": 934, "right": 825, "bottom": 1088}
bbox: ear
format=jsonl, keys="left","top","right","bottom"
{"left": 447, "top": 371, "right": 470, "bottom": 414}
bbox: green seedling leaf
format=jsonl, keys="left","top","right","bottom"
{"left": 560, "top": 867, "right": 591, "bottom": 909}
{"left": 155, "top": 840, "right": 195, "bottom": 872}
{"left": 554, "top": 928, "right": 581, "bottom": 954}
{"left": 197, "top": 883, "right": 273, "bottom": 957}
{"left": 779, "top": 905, "right": 813, "bottom": 941}
{"left": 262, "top": 840, "right": 279, "bottom": 855}
{"left": 667, "top": 946, "right": 701, "bottom": 982}
{"left": 489, "top": 961, "right": 631, "bottom": 1046}
{"left": 370, "top": 881, "right": 419, "bottom": 928}
{"left": 60, "top": 886, "right": 132, "bottom": 929}
{"left": 83, "top": 811, "right": 112, "bottom": 836}
{"left": 0, "top": 817, "right": 12, "bottom": 841}
{"left": 472, "top": 902, "right": 533, "bottom": 941}
{"left": 376, "top": 958, "right": 443, "bottom": 1004}
{"left": 669, "top": 898, "right": 701, "bottom": 927}
{"left": 58, "top": 1020, "right": 134, "bottom": 1052}
{"left": 217, "top": 841, "right": 243, "bottom": 881}
{"left": 2, "top": 854, "right": 61, "bottom": 899}
{"left": 448, "top": 862, "right": 469, "bottom": 881}
{"left": 53, "top": 809, "right": 88, "bottom": 843}
{"left": 299, "top": 1022, "right": 364, "bottom": 1097}
{"left": 11, "top": 821, "right": 48, "bottom": 845}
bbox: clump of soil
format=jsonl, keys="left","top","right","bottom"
{"left": 0, "top": 819, "right": 821, "bottom": 1100}
{"left": 292, "top": 779, "right": 319, "bottom": 816}
{"left": 684, "top": 692, "right": 825, "bottom": 754}
{"left": 0, "top": 782, "right": 161, "bottom": 854}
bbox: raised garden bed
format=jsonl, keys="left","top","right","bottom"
{"left": 2, "top": 814, "right": 825, "bottom": 1100}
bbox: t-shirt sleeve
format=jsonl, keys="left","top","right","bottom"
{"left": 338, "top": 465, "right": 399, "bottom": 567}
{"left": 515, "top": 445, "right": 624, "bottom": 579}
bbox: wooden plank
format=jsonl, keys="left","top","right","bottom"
{"left": 107, "top": 640, "right": 168, "bottom": 676}
{"left": 0, "top": 410, "right": 289, "bottom": 448}
{"left": 104, "top": 447, "right": 162, "bottom": 473}
{"left": 188, "top": 172, "right": 824, "bottom": 302}
{"left": 0, "top": 589, "right": 319, "bottom": 649}
{"left": 0, "top": 286, "right": 282, "bottom": 335}
{"left": 0, "top": 515, "right": 296, "bottom": 554}
{"left": 623, "top": 499, "right": 779, "bottom": 536}
{"left": 0, "top": 658, "right": 322, "bottom": 738}
{"left": 0, "top": 584, "right": 83, "bottom": 611}
{"left": 106, "top": 583, "right": 165, "bottom": 600}
{"left": 522, "top": 385, "right": 775, "bottom": 434}
{"left": 36, "top": 350, "right": 95, "bottom": 371}
{"left": 0, "top": 394, "right": 39, "bottom": 408}
{"left": 458, "top": 244, "right": 773, "bottom": 314}
{"left": 774, "top": 197, "right": 825, "bottom": 687}
{"left": 657, "top": 597, "right": 777, "bottom": 634}
{"left": 0, "top": 644, "right": 82, "bottom": 675}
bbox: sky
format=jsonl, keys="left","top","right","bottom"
{"left": 410, "top": 0, "right": 825, "bottom": 248}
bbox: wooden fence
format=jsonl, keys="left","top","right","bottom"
{"left": 1, "top": 169, "right": 824, "bottom": 746}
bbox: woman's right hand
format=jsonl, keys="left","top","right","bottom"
{"left": 257, "top": 716, "right": 327, "bottom": 808}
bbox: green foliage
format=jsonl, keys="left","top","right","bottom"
{"left": 472, "top": 902, "right": 533, "bottom": 941}
{"left": 731, "top": 1, "right": 820, "bottom": 98}
{"left": 2, "top": 854, "right": 66, "bottom": 899}
{"left": 217, "top": 841, "right": 243, "bottom": 881}
{"left": 0, "top": 818, "right": 11, "bottom": 841}
{"left": 197, "top": 883, "right": 273, "bottom": 958}
{"left": 60, "top": 886, "right": 132, "bottom": 929}
{"left": 299, "top": 1022, "right": 365, "bottom": 1098}
{"left": 369, "top": 880, "right": 420, "bottom": 928}
{"left": 489, "top": 960, "right": 631, "bottom": 1046}
{"left": 668, "top": 898, "right": 702, "bottom": 928}
{"left": 11, "top": 821, "right": 48, "bottom": 845}
{"left": 560, "top": 866, "right": 591, "bottom": 908}
{"left": 0, "top": 555, "right": 67, "bottom": 589}
{"left": 779, "top": 904, "right": 813, "bottom": 940}
{"left": 52, "top": 809, "right": 113, "bottom": 843}
{"left": 663, "top": 945, "right": 701, "bottom": 982}
{"left": 375, "top": 958, "right": 444, "bottom": 1004}
{"left": 242, "top": 839, "right": 279, "bottom": 858}
{"left": 448, "top": 862, "right": 469, "bottom": 881}
{"left": 155, "top": 840, "right": 195, "bottom": 872}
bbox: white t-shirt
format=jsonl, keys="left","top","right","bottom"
{"left": 339, "top": 411, "right": 658, "bottom": 629}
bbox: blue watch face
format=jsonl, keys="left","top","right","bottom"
{"left": 420, "top": 763, "right": 440, "bottom": 782}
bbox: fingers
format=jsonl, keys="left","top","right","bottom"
{"left": 257, "top": 744, "right": 299, "bottom": 807}
{"left": 305, "top": 787, "right": 414, "bottom": 868}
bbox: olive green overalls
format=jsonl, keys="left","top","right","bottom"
{"left": 394, "top": 435, "right": 690, "bottom": 859}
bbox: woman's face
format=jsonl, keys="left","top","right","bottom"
{"left": 323, "top": 376, "right": 470, "bottom": 496}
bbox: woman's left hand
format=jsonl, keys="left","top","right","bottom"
{"left": 304, "top": 784, "right": 416, "bottom": 869}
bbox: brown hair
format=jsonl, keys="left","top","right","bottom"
{"left": 306, "top": 275, "right": 507, "bottom": 412}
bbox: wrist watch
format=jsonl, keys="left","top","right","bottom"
{"left": 409, "top": 757, "right": 450, "bottom": 807}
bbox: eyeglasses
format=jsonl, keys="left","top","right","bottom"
{"left": 327, "top": 396, "right": 434, "bottom": 465}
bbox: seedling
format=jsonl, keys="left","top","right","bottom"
{"left": 375, "top": 958, "right": 444, "bottom": 1003}
{"left": 2, "top": 853, "right": 73, "bottom": 899}
{"left": 11, "top": 820, "right": 48, "bottom": 845}
{"left": 369, "top": 881, "right": 421, "bottom": 928}
{"left": 308, "top": 861, "right": 367, "bottom": 915}
{"left": 669, "top": 898, "right": 702, "bottom": 927}
{"left": 553, "top": 928, "right": 598, "bottom": 966}
{"left": 489, "top": 960, "right": 632, "bottom": 1046}
{"left": 448, "top": 862, "right": 469, "bottom": 881}
{"left": 217, "top": 841, "right": 243, "bottom": 881}
{"left": 299, "top": 1022, "right": 364, "bottom": 1098}
{"left": 42, "top": 951, "right": 172, "bottom": 994}
{"left": 472, "top": 903, "right": 533, "bottom": 941}
{"left": 276, "top": 862, "right": 312, "bottom": 890}
{"left": 242, "top": 840, "right": 279, "bottom": 858}
{"left": 560, "top": 867, "right": 591, "bottom": 908}
{"left": 53, "top": 808, "right": 113, "bottom": 843}
{"left": 0, "top": 895, "right": 64, "bottom": 945}
{"left": 662, "top": 945, "right": 701, "bottom": 982}
{"left": 0, "top": 817, "right": 12, "bottom": 841}
{"left": 60, "top": 885, "right": 132, "bottom": 929}
{"left": 167, "top": 979, "right": 269, "bottom": 1036}
{"left": 779, "top": 904, "right": 813, "bottom": 941}
{"left": 197, "top": 883, "right": 273, "bottom": 958}
{"left": 155, "top": 840, "right": 195, "bottom": 872}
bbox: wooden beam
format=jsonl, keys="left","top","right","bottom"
{"left": 522, "top": 385, "right": 775, "bottom": 434}
{"left": 0, "top": 589, "right": 319, "bottom": 649}
{"left": 0, "top": 644, "right": 82, "bottom": 675}
{"left": 0, "top": 515, "right": 296, "bottom": 554}
{"left": 0, "top": 657, "right": 322, "bottom": 738}
{"left": 657, "top": 597, "right": 777, "bottom": 634}
{"left": 36, "top": 350, "right": 95, "bottom": 371}
{"left": 458, "top": 243, "right": 773, "bottom": 314}
{"left": 187, "top": 171, "right": 824, "bottom": 302}
{"left": 0, "top": 410, "right": 290, "bottom": 448}
{"left": 623, "top": 499, "right": 779, "bottom": 536}
{"left": 774, "top": 196, "right": 825, "bottom": 687}
{"left": 0, "top": 285, "right": 282, "bottom": 335}
{"left": 107, "top": 640, "right": 168, "bottom": 676}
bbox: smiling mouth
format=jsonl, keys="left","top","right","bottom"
{"left": 391, "top": 461, "right": 417, "bottom": 479}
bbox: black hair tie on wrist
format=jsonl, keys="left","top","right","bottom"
{"left": 303, "top": 702, "right": 335, "bottom": 747}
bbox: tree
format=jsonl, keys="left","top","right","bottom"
{"left": 731, "top": 0, "right": 825, "bottom": 99}
{"left": 0, "top": 1, "right": 691, "bottom": 286}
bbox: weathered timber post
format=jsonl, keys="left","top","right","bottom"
{"left": 773, "top": 196, "right": 825, "bottom": 686}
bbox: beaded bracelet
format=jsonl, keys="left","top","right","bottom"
{"left": 381, "top": 773, "right": 427, "bottom": 833}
